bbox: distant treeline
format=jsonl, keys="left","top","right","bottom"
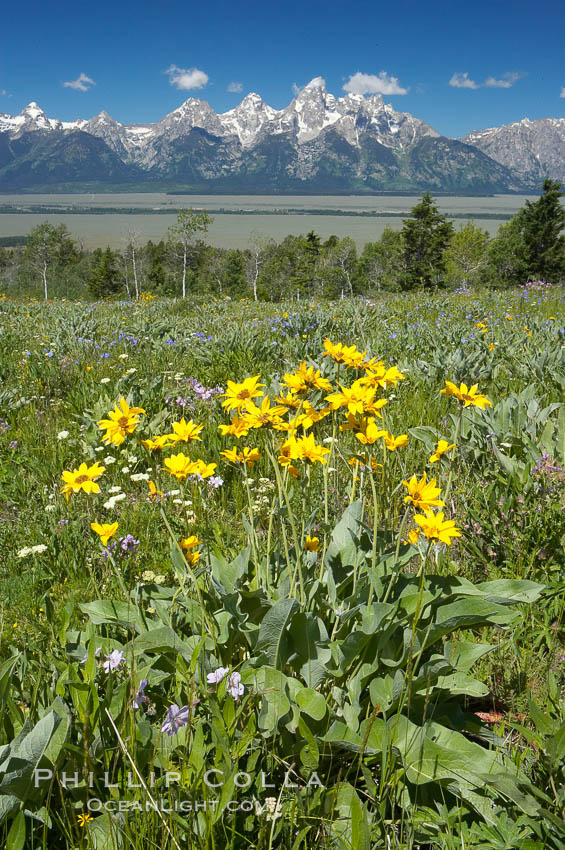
{"left": 0, "top": 205, "right": 513, "bottom": 219}
{"left": 0, "top": 182, "right": 563, "bottom": 300}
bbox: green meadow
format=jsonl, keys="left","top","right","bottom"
{"left": 0, "top": 289, "right": 564, "bottom": 848}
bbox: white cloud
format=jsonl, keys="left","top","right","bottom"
{"left": 485, "top": 72, "right": 523, "bottom": 88}
{"left": 560, "top": 87, "right": 565, "bottom": 98}
{"left": 0, "top": 89, "right": 7, "bottom": 96}
{"left": 63, "top": 72, "right": 96, "bottom": 92}
{"left": 343, "top": 71, "right": 408, "bottom": 96}
{"left": 449, "top": 72, "right": 479, "bottom": 90}
{"left": 227, "top": 81, "right": 243, "bottom": 93}
{"left": 165, "top": 65, "right": 209, "bottom": 91}
{"left": 450, "top": 71, "right": 524, "bottom": 90}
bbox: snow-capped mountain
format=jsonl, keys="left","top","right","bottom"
{"left": 461, "top": 117, "right": 565, "bottom": 183}
{"left": 0, "top": 79, "right": 541, "bottom": 192}
{"left": 0, "top": 79, "right": 439, "bottom": 155}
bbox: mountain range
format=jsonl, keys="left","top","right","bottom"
{"left": 0, "top": 78, "right": 563, "bottom": 193}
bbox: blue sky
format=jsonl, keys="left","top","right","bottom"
{"left": 1, "top": 0, "right": 564, "bottom": 137}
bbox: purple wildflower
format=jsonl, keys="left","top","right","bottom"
{"left": 80, "top": 646, "right": 101, "bottom": 664}
{"left": 8, "top": 441, "right": 17, "bottom": 449}
{"left": 207, "top": 666, "right": 229, "bottom": 684}
{"left": 103, "top": 650, "right": 125, "bottom": 673}
{"left": 119, "top": 534, "right": 139, "bottom": 554}
{"left": 103, "top": 540, "right": 117, "bottom": 560}
{"left": 132, "top": 678, "right": 149, "bottom": 709}
{"left": 227, "top": 672, "right": 244, "bottom": 701}
{"left": 161, "top": 704, "right": 190, "bottom": 736}
{"left": 207, "top": 476, "right": 224, "bottom": 489}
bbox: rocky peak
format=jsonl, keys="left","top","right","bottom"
{"left": 461, "top": 117, "right": 565, "bottom": 183}
{"left": 19, "top": 102, "right": 60, "bottom": 131}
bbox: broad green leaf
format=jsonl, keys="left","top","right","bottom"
{"left": 295, "top": 688, "right": 327, "bottom": 720}
{"left": 133, "top": 627, "right": 202, "bottom": 662}
{"left": 256, "top": 598, "right": 299, "bottom": 669}
{"left": 79, "top": 600, "right": 145, "bottom": 632}
{"left": 443, "top": 640, "right": 494, "bottom": 671}
{"left": 475, "top": 579, "right": 544, "bottom": 604}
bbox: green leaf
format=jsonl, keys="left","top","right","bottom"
{"left": 0, "top": 795, "right": 20, "bottom": 823}
{"left": 548, "top": 720, "right": 565, "bottom": 763}
{"left": 133, "top": 627, "right": 202, "bottom": 662}
{"left": 475, "top": 579, "right": 544, "bottom": 604}
{"left": 79, "top": 600, "right": 145, "bottom": 632}
{"left": 6, "top": 811, "right": 25, "bottom": 850}
{"left": 0, "top": 711, "right": 61, "bottom": 801}
{"left": 295, "top": 688, "right": 327, "bottom": 720}
{"left": 298, "top": 716, "right": 319, "bottom": 770}
{"left": 256, "top": 598, "right": 299, "bottom": 669}
{"left": 443, "top": 640, "right": 494, "bottom": 671}
{"left": 249, "top": 667, "right": 291, "bottom": 734}
{"left": 210, "top": 547, "right": 250, "bottom": 594}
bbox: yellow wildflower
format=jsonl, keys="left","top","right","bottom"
{"left": 166, "top": 419, "right": 203, "bottom": 444}
{"left": 147, "top": 480, "right": 163, "bottom": 501}
{"left": 221, "top": 376, "right": 265, "bottom": 413}
{"left": 325, "top": 379, "right": 376, "bottom": 417}
{"left": 218, "top": 415, "right": 251, "bottom": 439}
{"left": 293, "top": 433, "right": 331, "bottom": 464}
{"left": 97, "top": 397, "right": 146, "bottom": 446}
{"left": 61, "top": 462, "right": 105, "bottom": 501}
{"left": 322, "top": 339, "right": 366, "bottom": 367}
{"left": 282, "top": 362, "right": 332, "bottom": 393}
{"left": 184, "top": 549, "right": 201, "bottom": 566}
{"left": 141, "top": 435, "right": 174, "bottom": 451}
{"left": 299, "top": 401, "right": 332, "bottom": 430}
{"left": 413, "top": 511, "right": 461, "bottom": 545}
{"left": 440, "top": 381, "right": 492, "bottom": 410}
{"left": 382, "top": 432, "right": 409, "bottom": 451}
{"left": 90, "top": 522, "right": 119, "bottom": 546}
{"left": 361, "top": 364, "right": 406, "bottom": 389}
{"left": 220, "top": 446, "right": 261, "bottom": 466}
{"left": 240, "top": 397, "right": 286, "bottom": 429}
{"left": 355, "top": 417, "right": 387, "bottom": 445}
{"left": 403, "top": 473, "right": 445, "bottom": 513}
{"left": 305, "top": 535, "right": 320, "bottom": 552}
{"left": 429, "top": 440, "right": 456, "bottom": 464}
{"left": 275, "top": 391, "right": 302, "bottom": 410}
{"left": 192, "top": 460, "right": 217, "bottom": 479}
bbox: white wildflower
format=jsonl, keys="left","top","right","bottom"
{"left": 57, "top": 430, "right": 70, "bottom": 441}
{"left": 18, "top": 544, "right": 48, "bottom": 558}
{"left": 100, "top": 378, "right": 111, "bottom": 384}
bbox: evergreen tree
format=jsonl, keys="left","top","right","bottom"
{"left": 401, "top": 193, "right": 454, "bottom": 289}
{"left": 519, "top": 179, "right": 565, "bottom": 282}
{"left": 88, "top": 246, "right": 122, "bottom": 298}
